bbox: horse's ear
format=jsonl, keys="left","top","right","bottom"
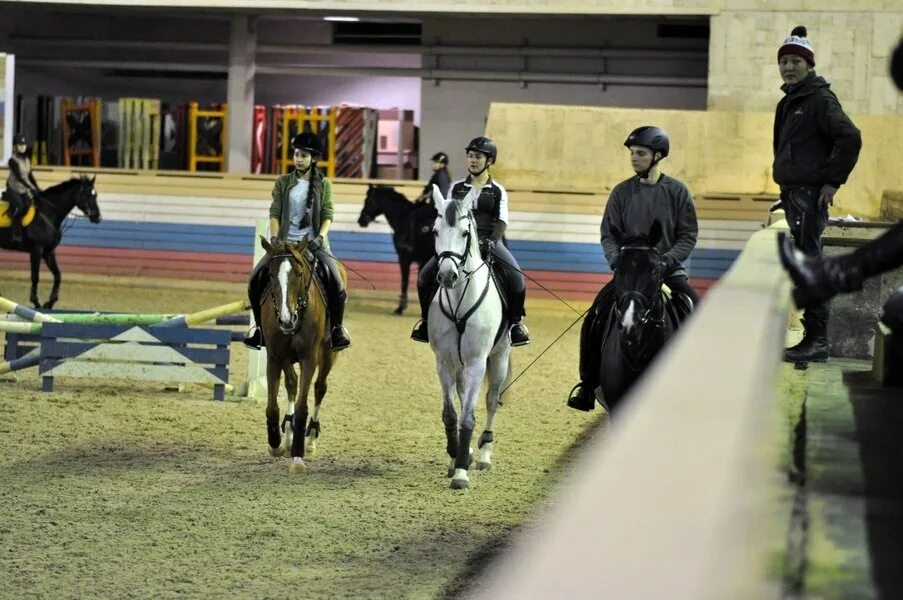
{"left": 260, "top": 235, "right": 272, "bottom": 253}
{"left": 432, "top": 184, "right": 445, "bottom": 207}
{"left": 648, "top": 220, "right": 663, "bottom": 246}
{"left": 91, "top": 175, "right": 96, "bottom": 184}
{"left": 367, "top": 183, "right": 373, "bottom": 191}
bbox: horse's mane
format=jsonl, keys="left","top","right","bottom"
{"left": 44, "top": 178, "right": 84, "bottom": 195}
{"left": 443, "top": 198, "right": 461, "bottom": 226}
{"left": 375, "top": 185, "right": 413, "bottom": 205}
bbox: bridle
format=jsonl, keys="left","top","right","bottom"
{"left": 436, "top": 210, "right": 481, "bottom": 280}
{"left": 268, "top": 248, "right": 314, "bottom": 334}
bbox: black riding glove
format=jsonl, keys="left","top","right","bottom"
{"left": 308, "top": 234, "right": 324, "bottom": 252}
{"left": 480, "top": 238, "right": 496, "bottom": 260}
{"left": 269, "top": 236, "right": 279, "bottom": 246}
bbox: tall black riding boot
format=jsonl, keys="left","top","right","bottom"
{"left": 243, "top": 264, "right": 266, "bottom": 350}
{"left": 410, "top": 281, "right": 433, "bottom": 343}
{"left": 778, "top": 225, "right": 903, "bottom": 309}
{"left": 784, "top": 311, "right": 830, "bottom": 363}
{"left": 567, "top": 311, "right": 600, "bottom": 412}
{"left": 328, "top": 288, "right": 351, "bottom": 351}
{"left": 508, "top": 289, "right": 530, "bottom": 346}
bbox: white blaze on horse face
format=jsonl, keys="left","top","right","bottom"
{"left": 278, "top": 258, "right": 293, "bottom": 323}
{"left": 622, "top": 299, "right": 637, "bottom": 333}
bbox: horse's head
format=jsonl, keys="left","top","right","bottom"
{"left": 74, "top": 175, "right": 101, "bottom": 223}
{"left": 260, "top": 236, "right": 313, "bottom": 334}
{"left": 358, "top": 184, "right": 386, "bottom": 227}
{"left": 434, "top": 191, "right": 478, "bottom": 289}
{"left": 611, "top": 220, "right": 666, "bottom": 346}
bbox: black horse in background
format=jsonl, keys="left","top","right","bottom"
{"left": 595, "top": 221, "right": 688, "bottom": 411}
{"left": 0, "top": 175, "right": 102, "bottom": 309}
{"left": 358, "top": 184, "right": 436, "bottom": 315}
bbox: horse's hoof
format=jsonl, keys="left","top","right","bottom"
{"left": 289, "top": 457, "right": 307, "bottom": 473}
{"left": 268, "top": 444, "right": 285, "bottom": 457}
{"left": 450, "top": 471, "right": 470, "bottom": 490}
{"left": 393, "top": 307, "right": 404, "bottom": 315}
{"left": 304, "top": 438, "right": 317, "bottom": 459}
{"left": 476, "top": 461, "right": 492, "bottom": 471}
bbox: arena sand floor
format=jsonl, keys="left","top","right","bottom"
{"left": 0, "top": 272, "right": 605, "bottom": 599}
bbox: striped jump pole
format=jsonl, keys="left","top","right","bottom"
{"left": 0, "top": 297, "right": 61, "bottom": 324}
{"left": 156, "top": 299, "right": 251, "bottom": 328}
{"left": 0, "top": 321, "right": 44, "bottom": 335}
{"left": 0, "top": 348, "right": 41, "bottom": 375}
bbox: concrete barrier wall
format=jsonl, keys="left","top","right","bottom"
{"left": 473, "top": 221, "right": 792, "bottom": 599}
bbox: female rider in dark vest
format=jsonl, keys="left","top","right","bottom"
{"left": 568, "top": 126, "right": 699, "bottom": 411}
{"left": 410, "top": 136, "right": 530, "bottom": 347}
{"left": 5, "top": 134, "right": 41, "bottom": 244}
{"left": 399, "top": 151, "right": 451, "bottom": 251}
{"left": 243, "top": 132, "right": 351, "bottom": 351}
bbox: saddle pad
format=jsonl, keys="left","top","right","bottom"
{"left": 0, "top": 202, "right": 36, "bottom": 228}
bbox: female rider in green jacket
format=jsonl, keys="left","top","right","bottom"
{"left": 243, "top": 132, "right": 350, "bottom": 351}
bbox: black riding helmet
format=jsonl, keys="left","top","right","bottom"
{"left": 13, "top": 133, "right": 26, "bottom": 146}
{"left": 623, "top": 126, "right": 670, "bottom": 158}
{"left": 291, "top": 131, "right": 323, "bottom": 157}
{"left": 465, "top": 137, "right": 497, "bottom": 162}
{"left": 431, "top": 151, "right": 449, "bottom": 164}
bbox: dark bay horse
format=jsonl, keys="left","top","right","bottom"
{"left": 357, "top": 184, "right": 436, "bottom": 315}
{"left": 259, "top": 237, "right": 344, "bottom": 474}
{"left": 0, "top": 175, "right": 102, "bottom": 309}
{"left": 597, "top": 221, "right": 685, "bottom": 411}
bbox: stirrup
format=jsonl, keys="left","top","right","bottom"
{"left": 566, "top": 383, "right": 595, "bottom": 412}
{"left": 410, "top": 319, "right": 429, "bottom": 343}
{"left": 243, "top": 326, "right": 262, "bottom": 350}
{"left": 510, "top": 322, "right": 530, "bottom": 347}
{"left": 330, "top": 326, "right": 351, "bottom": 351}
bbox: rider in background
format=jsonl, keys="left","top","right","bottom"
{"left": 568, "top": 126, "right": 699, "bottom": 411}
{"left": 410, "top": 137, "right": 530, "bottom": 347}
{"left": 243, "top": 131, "right": 351, "bottom": 352}
{"left": 399, "top": 151, "right": 451, "bottom": 251}
{"left": 5, "top": 134, "right": 41, "bottom": 244}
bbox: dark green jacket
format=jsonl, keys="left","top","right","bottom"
{"left": 772, "top": 73, "right": 862, "bottom": 189}
{"left": 268, "top": 171, "right": 334, "bottom": 248}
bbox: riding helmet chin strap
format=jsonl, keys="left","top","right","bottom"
{"left": 635, "top": 151, "right": 661, "bottom": 181}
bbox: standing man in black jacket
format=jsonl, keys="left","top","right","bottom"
{"left": 774, "top": 25, "right": 862, "bottom": 362}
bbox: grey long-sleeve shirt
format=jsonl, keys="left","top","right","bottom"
{"left": 600, "top": 174, "right": 699, "bottom": 277}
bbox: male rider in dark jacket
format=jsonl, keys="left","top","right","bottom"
{"left": 773, "top": 25, "right": 862, "bottom": 363}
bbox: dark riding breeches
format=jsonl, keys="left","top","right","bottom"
{"left": 781, "top": 185, "right": 829, "bottom": 330}
{"left": 416, "top": 242, "right": 526, "bottom": 322}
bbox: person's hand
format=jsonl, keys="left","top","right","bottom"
{"left": 308, "top": 234, "right": 324, "bottom": 252}
{"left": 269, "top": 236, "right": 278, "bottom": 246}
{"left": 818, "top": 184, "right": 837, "bottom": 211}
{"left": 480, "top": 238, "right": 496, "bottom": 259}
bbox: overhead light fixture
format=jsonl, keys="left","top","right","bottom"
{"left": 323, "top": 16, "right": 360, "bottom": 22}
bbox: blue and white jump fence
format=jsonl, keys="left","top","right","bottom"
{"left": 0, "top": 296, "right": 250, "bottom": 400}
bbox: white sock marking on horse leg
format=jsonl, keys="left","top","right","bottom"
{"left": 278, "top": 260, "right": 292, "bottom": 324}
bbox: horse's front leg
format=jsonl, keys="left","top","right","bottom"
{"left": 450, "top": 361, "right": 487, "bottom": 490}
{"left": 42, "top": 248, "right": 62, "bottom": 309}
{"left": 306, "top": 349, "right": 334, "bottom": 459}
{"left": 478, "top": 344, "right": 512, "bottom": 471}
{"left": 279, "top": 362, "right": 298, "bottom": 457}
{"left": 437, "top": 361, "right": 459, "bottom": 478}
{"left": 28, "top": 249, "right": 42, "bottom": 308}
{"left": 266, "top": 357, "right": 284, "bottom": 456}
{"left": 395, "top": 258, "right": 411, "bottom": 315}
{"left": 289, "top": 357, "right": 316, "bottom": 473}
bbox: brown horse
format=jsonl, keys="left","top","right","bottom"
{"left": 259, "top": 237, "right": 344, "bottom": 473}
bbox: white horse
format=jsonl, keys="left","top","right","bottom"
{"left": 428, "top": 186, "right": 511, "bottom": 490}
